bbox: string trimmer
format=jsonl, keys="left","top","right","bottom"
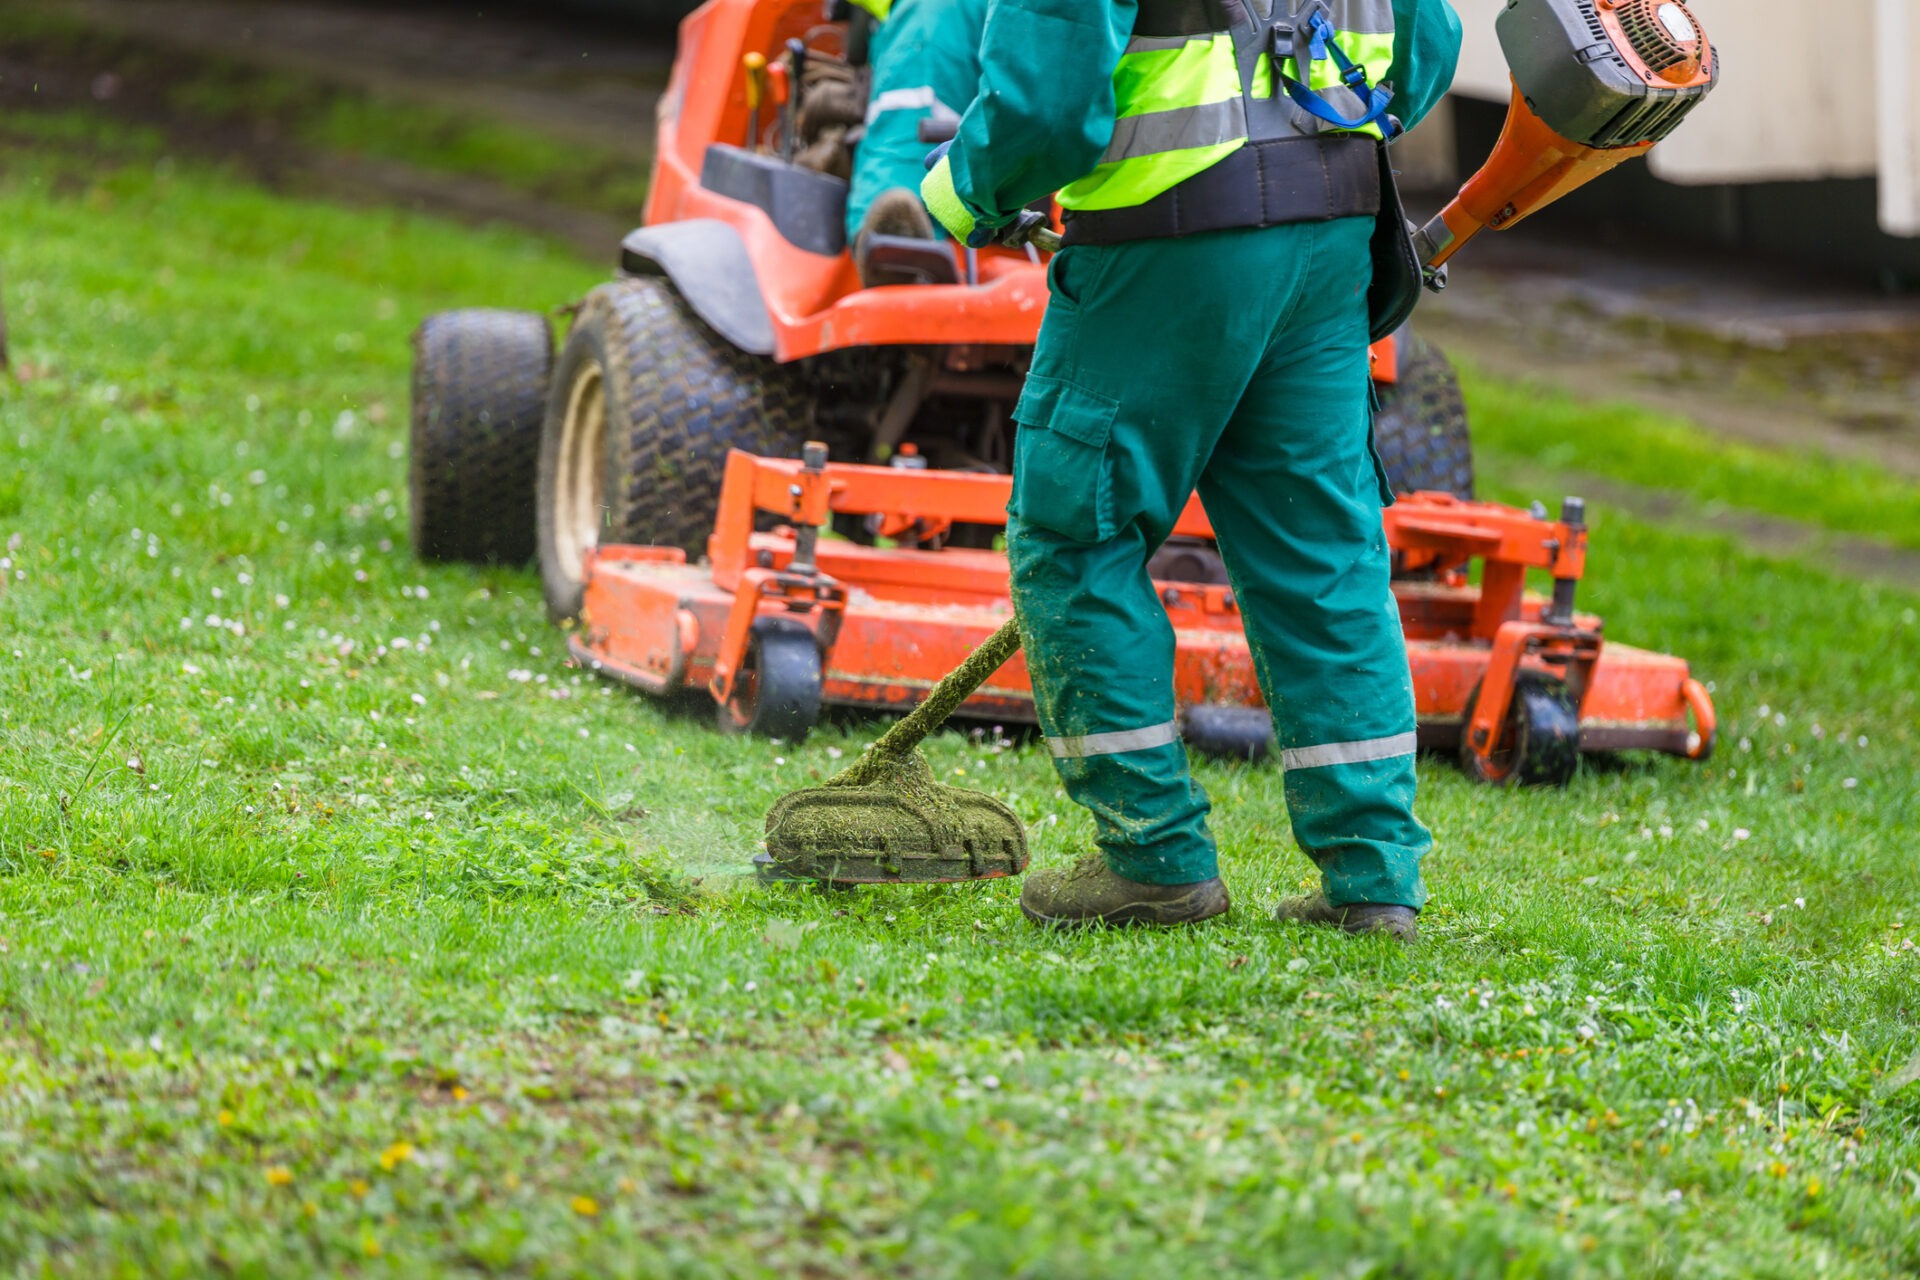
{"left": 763, "top": 618, "right": 1028, "bottom": 885}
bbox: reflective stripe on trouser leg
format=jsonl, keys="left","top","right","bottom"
{"left": 1048, "top": 720, "right": 1182, "bottom": 759}
{"left": 1281, "top": 732, "right": 1417, "bottom": 772}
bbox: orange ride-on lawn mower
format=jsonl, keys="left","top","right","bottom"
{"left": 408, "top": 0, "right": 1719, "bottom": 787}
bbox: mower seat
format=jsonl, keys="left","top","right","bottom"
{"left": 701, "top": 144, "right": 849, "bottom": 256}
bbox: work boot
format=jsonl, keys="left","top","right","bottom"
{"left": 1020, "top": 852, "right": 1230, "bottom": 929}
{"left": 1272, "top": 895, "right": 1419, "bottom": 943}
{"left": 853, "top": 187, "right": 938, "bottom": 287}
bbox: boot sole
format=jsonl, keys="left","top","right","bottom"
{"left": 1020, "top": 889, "right": 1230, "bottom": 930}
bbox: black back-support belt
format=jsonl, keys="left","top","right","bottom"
{"left": 1059, "top": 134, "right": 1380, "bottom": 247}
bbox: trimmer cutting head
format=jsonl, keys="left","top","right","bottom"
{"left": 762, "top": 616, "right": 1029, "bottom": 886}
{"left": 764, "top": 747, "right": 1029, "bottom": 884}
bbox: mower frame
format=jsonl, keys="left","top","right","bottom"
{"left": 571, "top": 447, "right": 1717, "bottom": 780}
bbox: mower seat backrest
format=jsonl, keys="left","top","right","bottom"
{"left": 701, "top": 145, "right": 849, "bottom": 257}
{"left": 858, "top": 235, "right": 960, "bottom": 286}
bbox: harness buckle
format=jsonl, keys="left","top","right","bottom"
{"left": 1266, "top": 1, "right": 1332, "bottom": 94}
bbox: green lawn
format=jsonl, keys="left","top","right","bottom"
{"left": 2, "top": 134, "right": 1918, "bottom": 1278}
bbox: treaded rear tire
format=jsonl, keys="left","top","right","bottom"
{"left": 1372, "top": 333, "right": 1474, "bottom": 500}
{"left": 409, "top": 308, "right": 552, "bottom": 564}
{"left": 536, "top": 277, "right": 813, "bottom": 620}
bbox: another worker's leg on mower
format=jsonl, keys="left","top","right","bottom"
{"left": 1195, "top": 218, "right": 1431, "bottom": 934}
{"left": 1009, "top": 228, "right": 1309, "bottom": 927}
{"left": 846, "top": 0, "right": 985, "bottom": 286}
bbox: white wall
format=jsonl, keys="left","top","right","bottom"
{"left": 1879, "top": 0, "right": 1920, "bottom": 234}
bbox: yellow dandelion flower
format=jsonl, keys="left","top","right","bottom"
{"left": 1768, "top": 1161, "right": 1789, "bottom": 1178}
{"left": 572, "top": 1195, "right": 600, "bottom": 1217}
{"left": 451, "top": 1086, "right": 470, "bottom": 1102}
{"left": 1396, "top": 1069, "right": 1410, "bottom": 1081}
{"left": 378, "top": 1141, "right": 413, "bottom": 1172}
{"left": 217, "top": 1109, "right": 234, "bottom": 1127}
{"left": 264, "top": 1165, "right": 294, "bottom": 1188}
{"left": 1805, "top": 1178, "right": 1822, "bottom": 1198}
{"left": 350, "top": 1179, "right": 370, "bottom": 1198}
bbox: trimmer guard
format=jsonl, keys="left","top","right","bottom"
{"left": 764, "top": 750, "right": 1029, "bottom": 884}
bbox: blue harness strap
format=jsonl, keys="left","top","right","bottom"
{"left": 1276, "top": 9, "right": 1395, "bottom": 133}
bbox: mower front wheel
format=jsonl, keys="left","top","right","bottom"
{"left": 536, "top": 278, "right": 813, "bottom": 620}
{"left": 717, "top": 618, "right": 823, "bottom": 743}
{"left": 1459, "top": 669, "right": 1581, "bottom": 787}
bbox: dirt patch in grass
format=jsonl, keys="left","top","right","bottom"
{"left": 0, "top": 3, "right": 643, "bottom": 253}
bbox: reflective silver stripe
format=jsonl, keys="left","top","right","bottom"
{"left": 1047, "top": 720, "right": 1182, "bottom": 760}
{"left": 865, "top": 86, "right": 960, "bottom": 125}
{"left": 1124, "top": 33, "right": 1212, "bottom": 54}
{"left": 1309, "top": 82, "right": 1371, "bottom": 123}
{"left": 1280, "top": 731, "right": 1418, "bottom": 772}
{"left": 1102, "top": 96, "right": 1247, "bottom": 164}
{"left": 1333, "top": 0, "right": 1394, "bottom": 34}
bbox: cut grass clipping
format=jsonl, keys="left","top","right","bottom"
{"left": 1, "top": 125, "right": 1919, "bottom": 1276}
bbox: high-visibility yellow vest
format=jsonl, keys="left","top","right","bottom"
{"left": 1059, "top": 0, "right": 1395, "bottom": 213}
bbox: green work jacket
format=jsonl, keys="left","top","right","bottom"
{"left": 946, "top": 0, "right": 1462, "bottom": 233}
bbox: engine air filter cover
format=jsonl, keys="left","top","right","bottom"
{"left": 1497, "top": 0, "right": 1718, "bottom": 149}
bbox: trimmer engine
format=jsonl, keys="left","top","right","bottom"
{"left": 1415, "top": 0, "right": 1718, "bottom": 270}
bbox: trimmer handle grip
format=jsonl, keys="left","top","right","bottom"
{"left": 1000, "top": 209, "right": 1060, "bottom": 253}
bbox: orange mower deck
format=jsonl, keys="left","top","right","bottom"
{"left": 569, "top": 448, "right": 1716, "bottom": 782}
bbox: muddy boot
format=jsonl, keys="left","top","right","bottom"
{"left": 1272, "top": 896, "right": 1419, "bottom": 943}
{"left": 853, "top": 188, "right": 938, "bottom": 287}
{"left": 1020, "top": 852, "right": 1229, "bottom": 929}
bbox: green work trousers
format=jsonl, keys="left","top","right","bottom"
{"left": 844, "top": 0, "right": 988, "bottom": 245}
{"left": 1007, "top": 216, "right": 1430, "bottom": 908}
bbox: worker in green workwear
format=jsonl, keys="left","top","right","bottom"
{"left": 920, "top": 0, "right": 1462, "bottom": 939}
{"left": 841, "top": 0, "right": 989, "bottom": 286}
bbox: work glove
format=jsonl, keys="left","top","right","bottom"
{"left": 919, "top": 141, "right": 999, "bottom": 249}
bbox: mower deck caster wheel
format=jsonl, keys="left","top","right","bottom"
{"left": 718, "top": 618, "right": 823, "bottom": 742}
{"left": 1459, "top": 669, "right": 1580, "bottom": 787}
